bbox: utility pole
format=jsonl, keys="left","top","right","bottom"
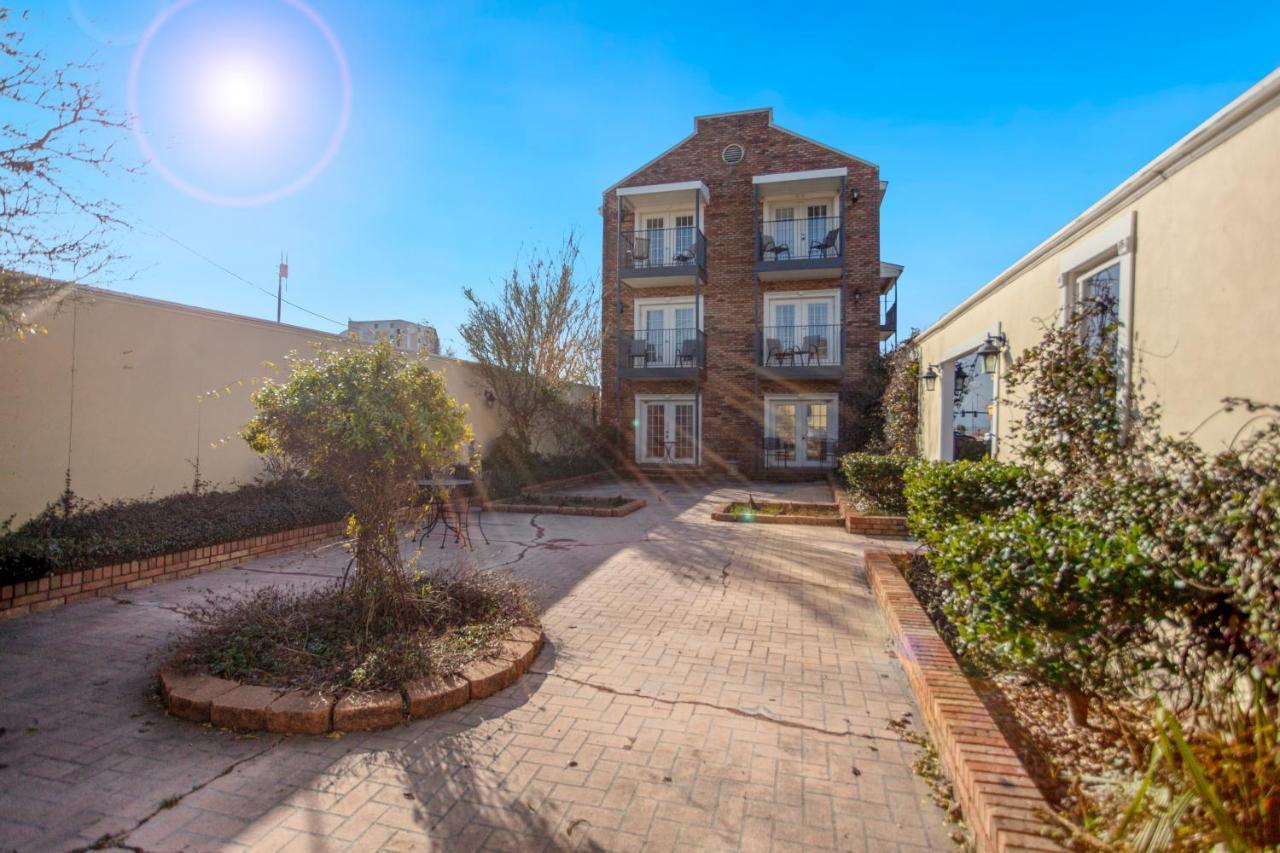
{"left": 276, "top": 252, "right": 289, "bottom": 322}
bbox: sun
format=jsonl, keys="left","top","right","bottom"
{"left": 201, "top": 56, "right": 277, "bottom": 133}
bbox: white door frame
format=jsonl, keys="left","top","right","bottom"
{"left": 763, "top": 393, "right": 838, "bottom": 466}
{"left": 635, "top": 394, "right": 701, "bottom": 465}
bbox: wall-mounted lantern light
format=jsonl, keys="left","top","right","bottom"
{"left": 977, "top": 332, "right": 1007, "bottom": 375}
{"left": 850, "top": 186, "right": 861, "bottom": 204}
{"left": 484, "top": 389, "right": 496, "bottom": 408}
{"left": 922, "top": 364, "right": 940, "bottom": 391}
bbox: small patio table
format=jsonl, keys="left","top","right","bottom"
{"left": 415, "top": 478, "right": 488, "bottom": 550}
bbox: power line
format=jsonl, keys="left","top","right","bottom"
{"left": 137, "top": 221, "right": 346, "bottom": 329}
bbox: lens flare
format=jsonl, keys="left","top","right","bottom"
{"left": 128, "top": 0, "right": 351, "bottom": 206}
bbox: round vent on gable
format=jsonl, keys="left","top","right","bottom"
{"left": 721, "top": 143, "right": 745, "bottom": 165}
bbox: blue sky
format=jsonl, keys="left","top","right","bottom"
{"left": 23, "top": 1, "right": 1280, "bottom": 353}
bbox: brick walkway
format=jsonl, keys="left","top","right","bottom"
{"left": 0, "top": 480, "right": 953, "bottom": 852}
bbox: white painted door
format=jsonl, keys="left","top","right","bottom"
{"left": 639, "top": 304, "right": 696, "bottom": 367}
{"left": 640, "top": 399, "right": 697, "bottom": 464}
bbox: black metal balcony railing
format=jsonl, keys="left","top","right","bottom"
{"left": 622, "top": 226, "right": 705, "bottom": 271}
{"left": 759, "top": 324, "right": 842, "bottom": 367}
{"left": 881, "top": 300, "right": 897, "bottom": 332}
{"left": 758, "top": 216, "right": 842, "bottom": 262}
{"left": 619, "top": 328, "right": 705, "bottom": 370}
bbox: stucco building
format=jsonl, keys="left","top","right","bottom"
{"left": 600, "top": 108, "right": 902, "bottom": 475}
{"left": 347, "top": 318, "right": 440, "bottom": 355}
{"left": 913, "top": 68, "right": 1280, "bottom": 461}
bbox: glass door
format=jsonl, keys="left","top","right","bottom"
{"left": 639, "top": 303, "right": 696, "bottom": 367}
{"left": 767, "top": 398, "right": 836, "bottom": 467}
{"left": 644, "top": 216, "right": 665, "bottom": 267}
{"left": 639, "top": 399, "right": 697, "bottom": 464}
{"left": 806, "top": 204, "right": 831, "bottom": 256}
{"left": 802, "top": 401, "right": 831, "bottom": 465}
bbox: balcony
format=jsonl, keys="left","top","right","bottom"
{"left": 755, "top": 323, "right": 844, "bottom": 380}
{"left": 880, "top": 300, "right": 896, "bottom": 341}
{"left": 620, "top": 226, "right": 706, "bottom": 288}
{"left": 618, "top": 328, "right": 705, "bottom": 380}
{"left": 756, "top": 215, "right": 843, "bottom": 281}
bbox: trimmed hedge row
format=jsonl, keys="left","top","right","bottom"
{"left": 839, "top": 453, "right": 912, "bottom": 515}
{"left": 902, "top": 458, "right": 1027, "bottom": 543}
{"left": 0, "top": 479, "right": 349, "bottom": 586}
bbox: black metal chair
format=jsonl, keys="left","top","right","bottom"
{"left": 627, "top": 235, "right": 651, "bottom": 267}
{"left": 628, "top": 338, "right": 657, "bottom": 368}
{"left": 800, "top": 335, "right": 829, "bottom": 365}
{"left": 676, "top": 338, "right": 699, "bottom": 367}
{"left": 809, "top": 228, "right": 840, "bottom": 258}
{"left": 763, "top": 436, "right": 793, "bottom": 468}
{"left": 672, "top": 240, "right": 696, "bottom": 264}
{"left": 761, "top": 235, "right": 790, "bottom": 261}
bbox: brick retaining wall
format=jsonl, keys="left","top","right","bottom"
{"left": 0, "top": 520, "right": 346, "bottom": 621}
{"left": 865, "top": 550, "right": 1060, "bottom": 852}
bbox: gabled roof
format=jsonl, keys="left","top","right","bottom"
{"left": 603, "top": 108, "right": 878, "bottom": 194}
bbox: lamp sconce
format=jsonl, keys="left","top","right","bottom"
{"left": 851, "top": 289, "right": 862, "bottom": 305}
{"left": 483, "top": 389, "right": 496, "bottom": 408}
{"left": 922, "top": 364, "right": 940, "bottom": 391}
{"left": 849, "top": 186, "right": 861, "bottom": 204}
{"left": 977, "top": 332, "right": 1008, "bottom": 375}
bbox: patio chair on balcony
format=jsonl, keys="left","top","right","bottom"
{"left": 672, "top": 241, "right": 697, "bottom": 265}
{"left": 761, "top": 235, "right": 790, "bottom": 261}
{"left": 627, "top": 338, "right": 655, "bottom": 368}
{"left": 808, "top": 229, "right": 840, "bottom": 258}
{"left": 800, "top": 335, "right": 829, "bottom": 365}
{"left": 765, "top": 337, "right": 793, "bottom": 367}
{"left": 676, "top": 338, "right": 700, "bottom": 368}
{"left": 627, "top": 236, "right": 651, "bottom": 267}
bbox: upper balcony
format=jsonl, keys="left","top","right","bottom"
{"left": 620, "top": 225, "right": 706, "bottom": 288}
{"left": 755, "top": 323, "right": 844, "bottom": 380}
{"left": 616, "top": 181, "right": 709, "bottom": 288}
{"left": 618, "top": 328, "right": 706, "bottom": 380}
{"left": 754, "top": 168, "right": 848, "bottom": 282}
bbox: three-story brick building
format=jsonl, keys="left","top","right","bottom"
{"left": 601, "top": 108, "right": 901, "bottom": 476}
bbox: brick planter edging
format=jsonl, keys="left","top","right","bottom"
{"left": 161, "top": 625, "right": 545, "bottom": 734}
{"left": 864, "top": 551, "right": 1061, "bottom": 852}
{"left": 710, "top": 501, "right": 842, "bottom": 527}
{"left": 484, "top": 498, "right": 645, "bottom": 517}
{"left": 829, "top": 477, "right": 911, "bottom": 538}
{"left": 0, "top": 520, "right": 347, "bottom": 621}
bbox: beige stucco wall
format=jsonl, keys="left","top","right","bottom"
{"left": 0, "top": 289, "right": 507, "bottom": 523}
{"left": 916, "top": 78, "right": 1280, "bottom": 461}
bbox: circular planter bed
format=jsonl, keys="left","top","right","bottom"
{"left": 160, "top": 624, "right": 544, "bottom": 734}
{"left": 712, "top": 500, "right": 842, "bottom": 526}
{"left": 485, "top": 494, "right": 645, "bottom": 517}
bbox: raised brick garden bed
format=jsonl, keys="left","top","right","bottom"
{"left": 484, "top": 494, "right": 645, "bottom": 517}
{"left": 829, "top": 480, "right": 911, "bottom": 538}
{"left": 160, "top": 625, "right": 544, "bottom": 734}
{"left": 0, "top": 520, "right": 346, "bottom": 621}
{"left": 711, "top": 500, "right": 843, "bottom": 526}
{"left": 864, "top": 550, "right": 1059, "bottom": 852}
{"left": 520, "top": 470, "right": 615, "bottom": 494}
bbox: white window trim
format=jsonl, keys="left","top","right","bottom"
{"left": 632, "top": 295, "right": 704, "bottom": 332}
{"left": 1057, "top": 210, "right": 1137, "bottom": 410}
{"left": 634, "top": 394, "right": 701, "bottom": 465}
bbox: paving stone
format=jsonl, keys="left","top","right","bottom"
{"left": 211, "top": 684, "right": 283, "bottom": 731}
{"left": 332, "top": 690, "right": 404, "bottom": 732}
{"left": 266, "top": 690, "right": 334, "bottom": 735}
{"left": 404, "top": 674, "right": 469, "bottom": 719}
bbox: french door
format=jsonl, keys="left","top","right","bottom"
{"left": 766, "top": 397, "right": 836, "bottom": 466}
{"left": 765, "top": 293, "right": 838, "bottom": 365}
{"left": 638, "top": 397, "right": 698, "bottom": 464}
{"left": 640, "top": 303, "right": 696, "bottom": 367}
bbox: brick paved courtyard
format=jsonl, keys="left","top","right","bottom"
{"left": 0, "top": 480, "right": 953, "bottom": 852}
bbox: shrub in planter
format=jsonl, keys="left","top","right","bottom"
{"left": 840, "top": 452, "right": 911, "bottom": 515}
{"left": 903, "top": 458, "right": 1026, "bottom": 544}
{"left": 480, "top": 431, "right": 610, "bottom": 499}
{"left": 930, "top": 509, "right": 1167, "bottom": 724}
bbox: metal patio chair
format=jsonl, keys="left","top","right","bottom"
{"left": 761, "top": 235, "right": 790, "bottom": 261}
{"left": 676, "top": 338, "right": 699, "bottom": 367}
{"left": 809, "top": 228, "right": 840, "bottom": 258}
{"left": 627, "top": 235, "right": 650, "bottom": 267}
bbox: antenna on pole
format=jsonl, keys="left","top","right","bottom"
{"left": 276, "top": 252, "right": 289, "bottom": 323}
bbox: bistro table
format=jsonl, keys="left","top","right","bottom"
{"left": 415, "top": 477, "right": 487, "bottom": 550}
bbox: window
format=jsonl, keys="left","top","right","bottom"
{"left": 1076, "top": 260, "right": 1121, "bottom": 355}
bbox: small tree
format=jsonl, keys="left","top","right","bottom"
{"left": 243, "top": 341, "right": 470, "bottom": 628}
{"left": 879, "top": 339, "right": 920, "bottom": 456}
{"left": 459, "top": 232, "right": 599, "bottom": 455}
{"left": 1, "top": 8, "right": 132, "bottom": 339}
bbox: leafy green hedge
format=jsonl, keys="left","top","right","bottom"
{"left": 839, "top": 452, "right": 912, "bottom": 515}
{"left": 903, "top": 458, "right": 1026, "bottom": 543}
{"left": 480, "top": 432, "right": 611, "bottom": 499}
{"left": 0, "top": 479, "right": 349, "bottom": 586}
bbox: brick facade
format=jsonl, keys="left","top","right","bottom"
{"left": 601, "top": 109, "right": 887, "bottom": 476}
